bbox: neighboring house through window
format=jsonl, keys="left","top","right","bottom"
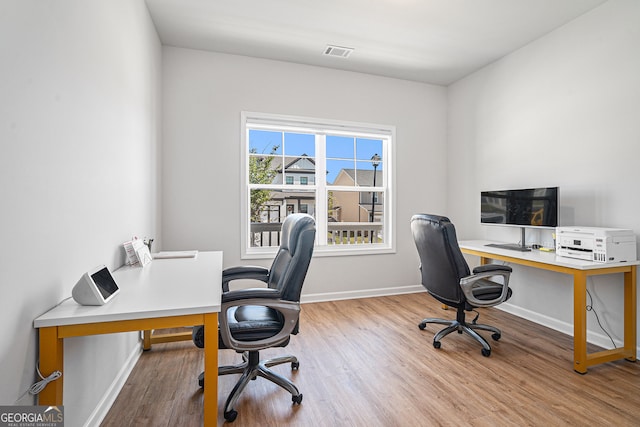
{"left": 242, "top": 111, "right": 395, "bottom": 257}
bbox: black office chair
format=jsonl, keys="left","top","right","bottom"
{"left": 192, "top": 213, "right": 316, "bottom": 422}
{"left": 410, "top": 214, "right": 513, "bottom": 356}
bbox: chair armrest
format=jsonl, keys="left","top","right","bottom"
{"left": 472, "top": 264, "right": 512, "bottom": 274}
{"left": 219, "top": 297, "right": 300, "bottom": 351}
{"left": 222, "top": 265, "right": 269, "bottom": 292}
{"left": 459, "top": 268, "right": 511, "bottom": 308}
{"left": 221, "top": 287, "right": 281, "bottom": 303}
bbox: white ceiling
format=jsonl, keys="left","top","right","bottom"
{"left": 145, "top": 0, "right": 607, "bottom": 85}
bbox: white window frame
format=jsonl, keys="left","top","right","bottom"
{"left": 241, "top": 111, "right": 396, "bottom": 259}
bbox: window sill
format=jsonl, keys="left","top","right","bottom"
{"left": 242, "top": 245, "right": 396, "bottom": 260}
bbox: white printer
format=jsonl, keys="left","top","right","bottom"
{"left": 556, "top": 226, "right": 637, "bottom": 263}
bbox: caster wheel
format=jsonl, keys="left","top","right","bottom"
{"left": 433, "top": 341, "right": 441, "bottom": 349}
{"left": 292, "top": 393, "right": 303, "bottom": 404}
{"left": 418, "top": 323, "right": 426, "bottom": 330}
{"left": 481, "top": 348, "right": 491, "bottom": 357}
{"left": 491, "top": 333, "right": 501, "bottom": 341}
{"left": 224, "top": 410, "right": 238, "bottom": 422}
{"left": 197, "top": 372, "right": 204, "bottom": 388}
{"left": 292, "top": 361, "right": 300, "bottom": 370}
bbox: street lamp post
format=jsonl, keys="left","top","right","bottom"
{"left": 370, "top": 153, "right": 380, "bottom": 242}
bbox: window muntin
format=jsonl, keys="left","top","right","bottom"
{"left": 243, "top": 112, "right": 394, "bottom": 257}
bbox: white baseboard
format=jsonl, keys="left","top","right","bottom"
{"left": 497, "top": 302, "right": 638, "bottom": 354}
{"left": 301, "top": 285, "right": 424, "bottom": 303}
{"left": 497, "top": 302, "right": 574, "bottom": 336}
{"left": 83, "top": 343, "right": 143, "bottom": 427}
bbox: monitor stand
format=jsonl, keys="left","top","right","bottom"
{"left": 485, "top": 227, "right": 531, "bottom": 252}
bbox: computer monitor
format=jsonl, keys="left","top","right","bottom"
{"left": 481, "top": 186, "right": 558, "bottom": 251}
{"left": 481, "top": 187, "right": 558, "bottom": 228}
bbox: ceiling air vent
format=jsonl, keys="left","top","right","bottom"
{"left": 323, "top": 45, "right": 354, "bottom": 58}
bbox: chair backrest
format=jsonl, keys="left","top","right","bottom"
{"left": 267, "top": 213, "right": 316, "bottom": 302}
{"left": 410, "top": 214, "right": 470, "bottom": 305}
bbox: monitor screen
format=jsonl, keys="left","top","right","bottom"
{"left": 90, "top": 267, "right": 120, "bottom": 299}
{"left": 481, "top": 187, "right": 558, "bottom": 227}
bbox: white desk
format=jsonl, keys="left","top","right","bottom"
{"left": 459, "top": 240, "right": 637, "bottom": 373}
{"left": 34, "top": 251, "right": 222, "bottom": 426}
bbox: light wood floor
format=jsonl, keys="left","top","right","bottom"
{"left": 101, "top": 293, "right": 640, "bottom": 426}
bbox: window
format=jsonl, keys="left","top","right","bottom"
{"left": 242, "top": 112, "right": 395, "bottom": 258}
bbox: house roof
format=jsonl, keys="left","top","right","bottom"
{"left": 268, "top": 155, "right": 316, "bottom": 173}
{"left": 334, "top": 169, "right": 382, "bottom": 186}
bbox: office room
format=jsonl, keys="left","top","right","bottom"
{"left": 1, "top": 0, "right": 639, "bottom": 425}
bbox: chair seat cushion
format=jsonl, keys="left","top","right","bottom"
{"left": 471, "top": 280, "right": 512, "bottom": 301}
{"left": 221, "top": 305, "right": 288, "bottom": 349}
{"left": 192, "top": 306, "right": 287, "bottom": 350}
{"left": 228, "top": 305, "right": 284, "bottom": 338}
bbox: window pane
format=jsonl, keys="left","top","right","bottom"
{"left": 248, "top": 154, "right": 279, "bottom": 185}
{"left": 354, "top": 161, "right": 383, "bottom": 187}
{"left": 249, "top": 130, "right": 282, "bottom": 155}
{"left": 327, "top": 190, "right": 384, "bottom": 244}
{"left": 327, "top": 159, "right": 355, "bottom": 186}
{"left": 282, "top": 154, "right": 315, "bottom": 186}
{"left": 355, "top": 138, "right": 383, "bottom": 160}
{"left": 326, "top": 135, "right": 354, "bottom": 159}
{"left": 284, "top": 133, "right": 315, "bottom": 157}
{"left": 250, "top": 189, "right": 316, "bottom": 247}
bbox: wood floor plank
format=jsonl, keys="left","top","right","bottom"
{"left": 101, "top": 293, "right": 640, "bottom": 426}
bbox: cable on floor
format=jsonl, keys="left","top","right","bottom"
{"left": 29, "top": 363, "right": 62, "bottom": 395}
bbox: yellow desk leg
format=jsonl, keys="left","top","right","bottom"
{"left": 143, "top": 330, "right": 152, "bottom": 350}
{"left": 203, "top": 313, "right": 218, "bottom": 427}
{"left": 573, "top": 271, "right": 588, "bottom": 374}
{"left": 38, "top": 327, "right": 63, "bottom": 405}
{"left": 624, "top": 266, "right": 637, "bottom": 362}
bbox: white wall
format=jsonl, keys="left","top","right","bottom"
{"left": 161, "top": 47, "right": 447, "bottom": 299}
{"left": 0, "top": 1, "right": 161, "bottom": 425}
{"left": 448, "top": 0, "right": 640, "bottom": 347}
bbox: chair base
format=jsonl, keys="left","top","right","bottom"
{"left": 419, "top": 315, "right": 501, "bottom": 357}
{"left": 198, "top": 350, "right": 302, "bottom": 422}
